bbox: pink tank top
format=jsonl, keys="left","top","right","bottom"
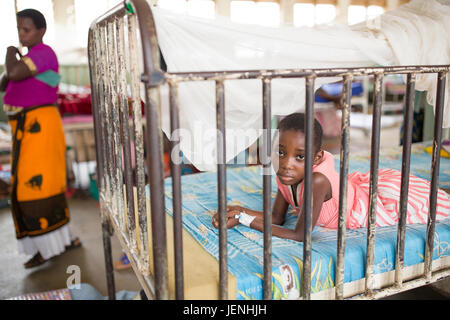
{"left": 276, "top": 151, "right": 356, "bottom": 229}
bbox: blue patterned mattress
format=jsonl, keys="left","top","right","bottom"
{"left": 161, "top": 142, "right": 450, "bottom": 299}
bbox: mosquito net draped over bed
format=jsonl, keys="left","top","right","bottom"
{"left": 148, "top": 0, "right": 450, "bottom": 172}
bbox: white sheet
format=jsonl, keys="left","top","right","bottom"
{"left": 151, "top": 0, "right": 449, "bottom": 171}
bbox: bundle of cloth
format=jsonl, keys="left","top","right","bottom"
{"left": 150, "top": 0, "right": 450, "bottom": 171}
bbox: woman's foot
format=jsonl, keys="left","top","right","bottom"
{"left": 24, "top": 252, "right": 46, "bottom": 269}
{"left": 65, "top": 237, "right": 82, "bottom": 251}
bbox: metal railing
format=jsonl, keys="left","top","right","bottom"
{"left": 88, "top": 0, "right": 450, "bottom": 300}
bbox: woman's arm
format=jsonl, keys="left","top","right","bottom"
{"left": 0, "top": 71, "right": 8, "bottom": 92}
{"left": 248, "top": 173, "right": 331, "bottom": 242}
{"left": 5, "top": 46, "right": 32, "bottom": 81}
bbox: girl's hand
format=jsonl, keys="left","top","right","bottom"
{"left": 226, "top": 205, "right": 246, "bottom": 213}
{"left": 212, "top": 210, "right": 240, "bottom": 229}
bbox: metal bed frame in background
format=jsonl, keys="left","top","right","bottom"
{"left": 87, "top": 0, "right": 450, "bottom": 300}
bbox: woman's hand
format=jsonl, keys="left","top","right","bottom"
{"left": 7, "top": 46, "right": 18, "bottom": 52}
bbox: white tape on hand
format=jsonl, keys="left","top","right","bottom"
{"left": 237, "top": 211, "right": 256, "bottom": 227}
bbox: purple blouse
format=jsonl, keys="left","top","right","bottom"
{"left": 3, "top": 43, "right": 59, "bottom": 108}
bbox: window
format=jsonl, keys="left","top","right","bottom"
{"left": 157, "top": 0, "right": 215, "bottom": 19}
{"left": 294, "top": 3, "right": 336, "bottom": 27}
{"left": 230, "top": 1, "right": 280, "bottom": 27}
{"left": 74, "top": 0, "right": 121, "bottom": 48}
{"left": 293, "top": 3, "right": 315, "bottom": 27}
{"left": 348, "top": 4, "right": 384, "bottom": 25}
{"left": 187, "top": 0, "right": 215, "bottom": 19}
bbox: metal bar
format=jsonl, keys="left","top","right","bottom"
{"left": 116, "top": 16, "right": 136, "bottom": 246}
{"left": 335, "top": 75, "right": 352, "bottom": 300}
{"left": 87, "top": 27, "right": 103, "bottom": 190}
{"left": 102, "top": 219, "right": 116, "bottom": 300}
{"left": 88, "top": 24, "right": 117, "bottom": 300}
{"left": 262, "top": 78, "right": 272, "bottom": 300}
{"left": 144, "top": 82, "right": 169, "bottom": 300}
{"left": 108, "top": 21, "right": 126, "bottom": 232}
{"left": 127, "top": 12, "right": 148, "bottom": 265}
{"left": 365, "top": 73, "right": 384, "bottom": 296}
{"left": 105, "top": 23, "right": 118, "bottom": 220}
{"left": 424, "top": 71, "right": 447, "bottom": 281}
{"left": 96, "top": 27, "right": 109, "bottom": 200}
{"left": 165, "top": 65, "right": 450, "bottom": 83}
{"left": 100, "top": 24, "right": 116, "bottom": 217}
{"left": 169, "top": 82, "right": 184, "bottom": 300}
{"left": 302, "top": 75, "right": 315, "bottom": 300}
{"left": 216, "top": 80, "right": 228, "bottom": 300}
{"left": 394, "top": 73, "right": 416, "bottom": 287}
{"left": 129, "top": 0, "right": 165, "bottom": 87}
{"left": 350, "top": 267, "right": 450, "bottom": 300}
{"left": 89, "top": 27, "right": 106, "bottom": 192}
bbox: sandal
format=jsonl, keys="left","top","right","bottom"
{"left": 24, "top": 252, "right": 46, "bottom": 269}
{"left": 114, "top": 253, "right": 132, "bottom": 271}
{"left": 65, "top": 237, "right": 82, "bottom": 251}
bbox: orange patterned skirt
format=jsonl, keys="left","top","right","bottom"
{"left": 8, "top": 105, "right": 70, "bottom": 239}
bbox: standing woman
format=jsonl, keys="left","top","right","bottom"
{"left": 0, "top": 9, "right": 80, "bottom": 268}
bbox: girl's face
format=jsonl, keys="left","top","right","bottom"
{"left": 17, "top": 17, "right": 44, "bottom": 48}
{"left": 272, "top": 129, "right": 322, "bottom": 186}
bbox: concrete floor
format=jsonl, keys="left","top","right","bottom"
{"left": 0, "top": 196, "right": 141, "bottom": 300}
{"left": 0, "top": 124, "right": 448, "bottom": 300}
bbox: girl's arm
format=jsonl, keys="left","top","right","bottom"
{"left": 247, "top": 172, "right": 331, "bottom": 242}
{"left": 5, "top": 46, "right": 32, "bottom": 81}
{"left": 212, "top": 190, "right": 289, "bottom": 228}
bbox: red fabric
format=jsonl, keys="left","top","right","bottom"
{"left": 57, "top": 92, "right": 146, "bottom": 116}
{"left": 58, "top": 92, "right": 92, "bottom": 115}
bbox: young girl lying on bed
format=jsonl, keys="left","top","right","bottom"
{"left": 212, "top": 112, "right": 450, "bottom": 242}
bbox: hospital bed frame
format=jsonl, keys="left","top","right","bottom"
{"left": 87, "top": 0, "right": 450, "bottom": 300}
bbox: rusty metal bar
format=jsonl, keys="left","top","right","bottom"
{"left": 424, "top": 71, "right": 447, "bottom": 281}
{"left": 101, "top": 219, "right": 116, "bottom": 300}
{"left": 105, "top": 22, "right": 118, "bottom": 218}
{"left": 89, "top": 26, "right": 105, "bottom": 193}
{"left": 108, "top": 21, "right": 127, "bottom": 232}
{"left": 129, "top": 5, "right": 168, "bottom": 293}
{"left": 216, "top": 80, "right": 228, "bottom": 300}
{"left": 262, "top": 78, "right": 272, "bottom": 300}
{"left": 127, "top": 11, "right": 148, "bottom": 264}
{"left": 394, "top": 73, "right": 416, "bottom": 287}
{"left": 365, "top": 73, "right": 384, "bottom": 296}
{"left": 130, "top": 0, "right": 165, "bottom": 87}
{"left": 302, "top": 75, "right": 315, "bottom": 300}
{"left": 169, "top": 82, "right": 184, "bottom": 300}
{"left": 144, "top": 82, "right": 169, "bottom": 300}
{"left": 116, "top": 16, "right": 136, "bottom": 246}
{"left": 88, "top": 25, "right": 116, "bottom": 301}
{"left": 166, "top": 65, "right": 450, "bottom": 83}
{"left": 95, "top": 26, "right": 109, "bottom": 200}
{"left": 130, "top": 0, "right": 168, "bottom": 299}
{"left": 98, "top": 25, "right": 113, "bottom": 207}
{"left": 335, "top": 75, "right": 352, "bottom": 300}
